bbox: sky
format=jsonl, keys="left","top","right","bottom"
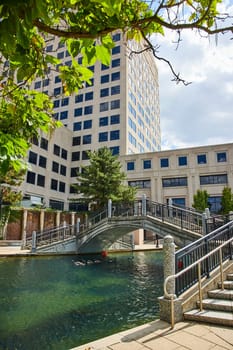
{"left": 153, "top": 1, "right": 233, "bottom": 150}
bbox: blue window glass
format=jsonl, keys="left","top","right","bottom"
{"left": 55, "top": 76, "right": 61, "bottom": 83}
{"left": 112, "top": 46, "right": 120, "bottom": 54}
{"left": 51, "top": 179, "right": 58, "bottom": 190}
{"left": 217, "top": 152, "right": 227, "bottom": 162}
{"left": 65, "top": 60, "right": 72, "bottom": 67}
{"left": 208, "top": 196, "right": 222, "bottom": 213}
{"left": 200, "top": 174, "right": 227, "bottom": 185}
{"left": 65, "top": 50, "right": 70, "bottom": 57}
{"left": 75, "top": 94, "right": 83, "bottom": 103}
{"left": 72, "top": 151, "right": 80, "bottom": 161}
{"left": 58, "top": 42, "right": 65, "bottom": 48}
{"left": 111, "top": 100, "right": 120, "bottom": 109}
{"left": 100, "top": 88, "right": 109, "bottom": 97}
{"left": 60, "top": 165, "right": 66, "bottom": 176}
{"left": 162, "top": 177, "right": 187, "bottom": 187}
{"left": 143, "top": 159, "right": 151, "bottom": 169}
{"left": 178, "top": 156, "right": 187, "bottom": 166}
{"left": 99, "top": 117, "right": 108, "bottom": 126}
{"left": 46, "top": 45, "right": 53, "bottom": 52}
{"left": 86, "top": 78, "right": 94, "bottom": 87}
{"left": 28, "top": 151, "right": 37, "bottom": 165}
{"left": 110, "top": 130, "right": 120, "bottom": 140}
{"left": 99, "top": 132, "right": 108, "bottom": 142}
{"left": 42, "top": 79, "right": 49, "bottom": 87}
{"left": 83, "top": 134, "right": 92, "bottom": 144}
{"left": 78, "top": 57, "right": 82, "bottom": 64}
{"left": 54, "top": 87, "right": 61, "bottom": 96}
{"left": 73, "top": 122, "right": 82, "bottom": 131}
{"left": 171, "top": 198, "right": 186, "bottom": 207}
{"left": 83, "top": 120, "right": 92, "bottom": 129}
{"left": 111, "top": 85, "right": 120, "bottom": 95}
{"left": 197, "top": 154, "right": 207, "bottom": 164}
{"left": 101, "top": 64, "right": 109, "bottom": 70}
{"left": 37, "top": 174, "right": 45, "bottom": 187}
{"left": 85, "top": 92, "right": 93, "bottom": 101}
{"left": 59, "top": 181, "right": 66, "bottom": 193}
{"left": 60, "top": 111, "right": 68, "bottom": 120}
{"left": 61, "top": 97, "right": 69, "bottom": 106}
{"left": 112, "top": 58, "right": 120, "bottom": 67}
{"left": 39, "top": 155, "right": 47, "bottom": 168}
{"left": 82, "top": 151, "right": 90, "bottom": 160}
{"left": 57, "top": 51, "right": 64, "bottom": 59}
{"left": 111, "top": 72, "right": 120, "bottom": 81}
{"left": 27, "top": 171, "right": 36, "bottom": 184}
{"left": 84, "top": 105, "right": 93, "bottom": 115}
{"left": 100, "top": 102, "right": 109, "bottom": 112}
{"left": 127, "top": 162, "right": 135, "bottom": 171}
{"left": 72, "top": 136, "right": 81, "bottom": 146}
{"left": 101, "top": 75, "right": 109, "bottom": 83}
{"left": 74, "top": 108, "right": 82, "bottom": 117}
{"left": 110, "top": 114, "right": 120, "bottom": 124}
{"left": 112, "top": 33, "right": 121, "bottom": 41}
{"left": 52, "top": 161, "right": 59, "bottom": 173}
{"left": 53, "top": 100, "right": 60, "bottom": 108}
{"left": 34, "top": 81, "right": 41, "bottom": 89}
{"left": 110, "top": 146, "right": 120, "bottom": 155}
{"left": 160, "top": 158, "right": 169, "bottom": 168}
{"left": 88, "top": 65, "right": 95, "bottom": 72}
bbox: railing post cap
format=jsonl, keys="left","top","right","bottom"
{"left": 164, "top": 235, "right": 174, "bottom": 244}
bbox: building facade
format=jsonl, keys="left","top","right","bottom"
{"left": 20, "top": 33, "right": 232, "bottom": 213}
{"left": 121, "top": 142, "right": 233, "bottom": 213}
{"left": 21, "top": 136, "right": 233, "bottom": 213}
{"left": 21, "top": 32, "right": 161, "bottom": 209}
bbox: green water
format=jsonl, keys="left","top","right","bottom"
{"left": 0, "top": 251, "right": 164, "bottom": 350}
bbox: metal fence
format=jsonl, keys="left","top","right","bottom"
{"left": 175, "top": 220, "right": 233, "bottom": 296}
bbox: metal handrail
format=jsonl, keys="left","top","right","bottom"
{"left": 164, "top": 236, "right": 233, "bottom": 328}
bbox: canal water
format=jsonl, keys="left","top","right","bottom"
{"left": 0, "top": 251, "right": 164, "bottom": 350}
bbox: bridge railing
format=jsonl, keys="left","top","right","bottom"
{"left": 26, "top": 224, "right": 75, "bottom": 247}
{"left": 174, "top": 220, "right": 233, "bottom": 296}
{"left": 145, "top": 200, "right": 204, "bottom": 233}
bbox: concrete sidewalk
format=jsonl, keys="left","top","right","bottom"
{"left": 72, "top": 319, "right": 233, "bottom": 350}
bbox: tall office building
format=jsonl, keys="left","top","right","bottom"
{"left": 20, "top": 32, "right": 161, "bottom": 210}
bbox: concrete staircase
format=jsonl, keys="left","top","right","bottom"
{"left": 184, "top": 273, "right": 233, "bottom": 326}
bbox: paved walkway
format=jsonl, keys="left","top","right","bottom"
{"left": 72, "top": 319, "right": 233, "bottom": 350}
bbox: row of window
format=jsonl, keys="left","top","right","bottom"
{"left": 36, "top": 69, "right": 120, "bottom": 94}
{"left": 46, "top": 33, "right": 121, "bottom": 54}
{"left": 26, "top": 171, "right": 66, "bottom": 192}
{"left": 128, "top": 174, "right": 228, "bottom": 189}
{"left": 127, "top": 152, "right": 228, "bottom": 171}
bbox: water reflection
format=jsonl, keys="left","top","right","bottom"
{"left": 0, "top": 251, "right": 163, "bottom": 350}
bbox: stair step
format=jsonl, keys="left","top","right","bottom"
{"left": 184, "top": 309, "right": 233, "bottom": 326}
{"left": 218, "top": 280, "right": 233, "bottom": 290}
{"left": 208, "top": 289, "right": 233, "bottom": 300}
{"left": 197, "top": 298, "right": 233, "bottom": 312}
{"left": 227, "top": 273, "right": 233, "bottom": 281}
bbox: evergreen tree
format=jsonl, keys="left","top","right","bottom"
{"left": 192, "top": 189, "right": 209, "bottom": 212}
{"left": 221, "top": 187, "right": 233, "bottom": 214}
{"left": 73, "top": 147, "right": 136, "bottom": 208}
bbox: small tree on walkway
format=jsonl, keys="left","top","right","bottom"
{"left": 221, "top": 187, "right": 233, "bottom": 215}
{"left": 73, "top": 147, "right": 136, "bottom": 209}
{"left": 192, "top": 189, "right": 209, "bottom": 212}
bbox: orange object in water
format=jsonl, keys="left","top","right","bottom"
{"left": 101, "top": 250, "right": 108, "bottom": 258}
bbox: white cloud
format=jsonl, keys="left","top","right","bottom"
{"left": 152, "top": 4, "right": 233, "bottom": 150}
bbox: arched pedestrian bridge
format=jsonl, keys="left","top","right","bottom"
{"left": 26, "top": 200, "right": 225, "bottom": 254}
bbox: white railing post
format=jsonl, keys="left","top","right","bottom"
{"left": 142, "top": 194, "right": 146, "bottom": 216}
{"left": 108, "top": 199, "right": 112, "bottom": 218}
{"left": 31, "top": 230, "right": 37, "bottom": 253}
{"left": 76, "top": 218, "right": 80, "bottom": 235}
